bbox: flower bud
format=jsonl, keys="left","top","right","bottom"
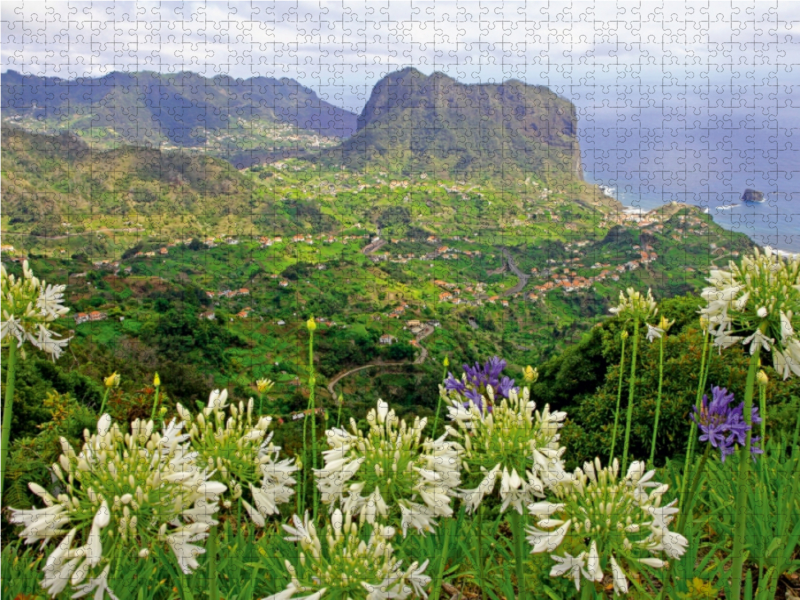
{"left": 256, "top": 378, "right": 273, "bottom": 394}
{"left": 621, "top": 330, "right": 629, "bottom": 340}
{"left": 523, "top": 365, "right": 538, "bottom": 383}
{"left": 105, "top": 372, "right": 121, "bottom": 388}
{"left": 757, "top": 307, "right": 768, "bottom": 319}
{"left": 307, "top": 317, "right": 317, "bottom": 332}
{"left": 153, "top": 372, "right": 161, "bottom": 387}
{"left": 443, "top": 356, "right": 449, "bottom": 367}
{"left": 757, "top": 370, "right": 768, "bottom": 386}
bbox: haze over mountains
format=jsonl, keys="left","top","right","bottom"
{"left": 2, "top": 68, "right": 584, "bottom": 182}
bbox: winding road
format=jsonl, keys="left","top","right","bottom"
{"left": 326, "top": 324, "right": 434, "bottom": 398}
{"left": 500, "top": 247, "right": 530, "bottom": 296}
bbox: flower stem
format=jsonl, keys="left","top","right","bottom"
{"left": 207, "top": 525, "right": 219, "bottom": 600}
{"left": 149, "top": 385, "right": 161, "bottom": 423}
{"left": 98, "top": 387, "right": 111, "bottom": 418}
{"left": 609, "top": 333, "right": 627, "bottom": 464}
{"left": 432, "top": 361, "right": 449, "bottom": 439}
{"left": 307, "top": 326, "right": 318, "bottom": 523}
{"left": 510, "top": 509, "right": 527, "bottom": 600}
{"left": 679, "top": 328, "right": 710, "bottom": 527}
{"left": 677, "top": 442, "right": 710, "bottom": 533}
{"left": 649, "top": 333, "right": 666, "bottom": 468}
{"left": 258, "top": 392, "right": 264, "bottom": 417}
{"left": 431, "top": 522, "right": 452, "bottom": 600}
{"left": 622, "top": 319, "right": 640, "bottom": 473}
{"left": 730, "top": 343, "right": 762, "bottom": 600}
{"left": 1, "top": 341, "right": 18, "bottom": 499}
{"left": 477, "top": 503, "right": 485, "bottom": 600}
{"left": 336, "top": 394, "right": 343, "bottom": 429}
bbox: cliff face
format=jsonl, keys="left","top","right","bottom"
{"left": 1, "top": 70, "right": 358, "bottom": 145}
{"left": 329, "top": 68, "right": 583, "bottom": 180}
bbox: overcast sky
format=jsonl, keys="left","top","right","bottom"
{"left": 2, "top": 1, "right": 799, "bottom": 113}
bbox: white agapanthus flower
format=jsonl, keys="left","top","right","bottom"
{"left": 444, "top": 384, "right": 569, "bottom": 514}
{"left": 609, "top": 287, "right": 658, "bottom": 323}
{"left": 7, "top": 414, "right": 226, "bottom": 599}
{"left": 265, "top": 509, "right": 431, "bottom": 600}
{"left": 1, "top": 260, "right": 71, "bottom": 360}
{"left": 315, "top": 399, "right": 461, "bottom": 537}
{"left": 526, "top": 458, "right": 687, "bottom": 595}
{"left": 176, "top": 389, "right": 298, "bottom": 527}
{"left": 700, "top": 246, "right": 800, "bottom": 379}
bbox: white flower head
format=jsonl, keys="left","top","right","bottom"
{"left": 7, "top": 413, "right": 226, "bottom": 598}
{"left": 1, "top": 261, "right": 72, "bottom": 360}
{"left": 316, "top": 399, "right": 461, "bottom": 537}
{"left": 177, "top": 390, "right": 297, "bottom": 527}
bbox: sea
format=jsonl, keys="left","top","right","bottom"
{"left": 577, "top": 102, "right": 800, "bottom": 254}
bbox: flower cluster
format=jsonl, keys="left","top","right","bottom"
{"left": 1, "top": 260, "right": 71, "bottom": 360}
{"left": 176, "top": 389, "right": 298, "bottom": 526}
{"left": 691, "top": 386, "right": 762, "bottom": 462}
{"left": 700, "top": 247, "right": 800, "bottom": 379}
{"left": 266, "top": 510, "right": 431, "bottom": 600}
{"left": 609, "top": 287, "right": 658, "bottom": 323}
{"left": 527, "top": 459, "right": 687, "bottom": 594}
{"left": 315, "top": 399, "right": 461, "bottom": 537}
{"left": 444, "top": 356, "right": 518, "bottom": 413}
{"left": 7, "top": 415, "right": 226, "bottom": 599}
{"left": 445, "top": 385, "right": 568, "bottom": 514}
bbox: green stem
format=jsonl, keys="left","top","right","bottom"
{"left": 431, "top": 522, "right": 452, "bottom": 600}
{"left": 679, "top": 329, "right": 710, "bottom": 527}
{"left": 622, "top": 320, "right": 640, "bottom": 473}
{"left": 149, "top": 385, "right": 161, "bottom": 422}
{"left": 1, "top": 341, "right": 19, "bottom": 499}
{"left": 649, "top": 334, "right": 666, "bottom": 468}
{"left": 759, "top": 382, "right": 767, "bottom": 480}
{"left": 580, "top": 579, "right": 594, "bottom": 599}
{"left": 792, "top": 396, "right": 800, "bottom": 460}
{"left": 677, "top": 443, "right": 710, "bottom": 534}
{"left": 477, "top": 504, "right": 485, "bottom": 600}
{"left": 510, "top": 510, "right": 527, "bottom": 600}
{"left": 609, "top": 333, "right": 627, "bottom": 464}
{"left": 432, "top": 361, "right": 449, "bottom": 439}
{"left": 730, "top": 343, "right": 762, "bottom": 600}
{"left": 336, "top": 394, "right": 343, "bottom": 429}
{"left": 207, "top": 525, "right": 218, "bottom": 600}
{"left": 258, "top": 392, "right": 263, "bottom": 417}
{"left": 98, "top": 387, "right": 111, "bottom": 418}
{"left": 307, "top": 327, "right": 318, "bottom": 522}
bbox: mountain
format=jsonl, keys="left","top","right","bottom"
{"left": 323, "top": 68, "right": 583, "bottom": 181}
{"left": 0, "top": 125, "right": 336, "bottom": 241}
{"left": 1, "top": 70, "right": 358, "bottom": 149}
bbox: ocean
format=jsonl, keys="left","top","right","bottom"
{"left": 577, "top": 103, "right": 800, "bottom": 253}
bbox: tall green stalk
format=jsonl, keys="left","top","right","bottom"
{"left": 649, "top": 332, "right": 666, "bottom": 468}
{"left": 609, "top": 332, "right": 627, "bottom": 464}
{"left": 305, "top": 318, "right": 319, "bottom": 522}
{"left": 677, "top": 442, "right": 711, "bottom": 533}
{"left": 510, "top": 510, "right": 527, "bottom": 600}
{"left": 1, "top": 341, "right": 18, "bottom": 499}
{"left": 207, "top": 525, "right": 219, "bottom": 600}
{"left": 336, "top": 393, "right": 344, "bottom": 429}
{"left": 730, "top": 344, "right": 762, "bottom": 600}
{"left": 149, "top": 373, "right": 161, "bottom": 422}
{"left": 432, "top": 357, "right": 449, "bottom": 439}
{"left": 621, "top": 319, "right": 640, "bottom": 473}
{"left": 679, "top": 327, "right": 710, "bottom": 526}
{"left": 477, "top": 503, "right": 485, "bottom": 600}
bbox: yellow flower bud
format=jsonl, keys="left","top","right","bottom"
{"left": 523, "top": 365, "right": 538, "bottom": 384}
{"left": 443, "top": 356, "right": 449, "bottom": 367}
{"left": 621, "top": 330, "right": 629, "bottom": 340}
{"left": 153, "top": 372, "right": 161, "bottom": 387}
{"left": 699, "top": 315, "right": 709, "bottom": 333}
{"left": 307, "top": 317, "right": 317, "bottom": 332}
{"left": 105, "top": 372, "right": 121, "bottom": 388}
{"left": 256, "top": 378, "right": 274, "bottom": 394}
{"left": 757, "top": 370, "right": 768, "bottom": 386}
{"left": 659, "top": 316, "right": 675, "bottom": 333}
{"left": 159, "top": 406, "right": 167, "bottom": 416}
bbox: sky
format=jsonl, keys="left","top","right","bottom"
{"left": 2, "top": 0, "right": 799, "bottom": 114}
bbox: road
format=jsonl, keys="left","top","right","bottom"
{"left": 326, "top": 324, "right": 434, "bottom": 398}
{"left": 500, "top": 247, "right": 530, "bottom": 296}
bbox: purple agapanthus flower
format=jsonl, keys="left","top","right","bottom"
{"left": 444, "top": 356, "right": 519, "bottom": 413}
{"left": 691, "top": 386, "right": 762, "bottom": 462}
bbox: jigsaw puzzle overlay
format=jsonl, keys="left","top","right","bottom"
{"left": 1, "top": 2, "right": 799, "bottom": 600}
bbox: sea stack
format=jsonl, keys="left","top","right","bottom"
{"left": 742, "top": 189, "right": 764, "bottom": 203}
